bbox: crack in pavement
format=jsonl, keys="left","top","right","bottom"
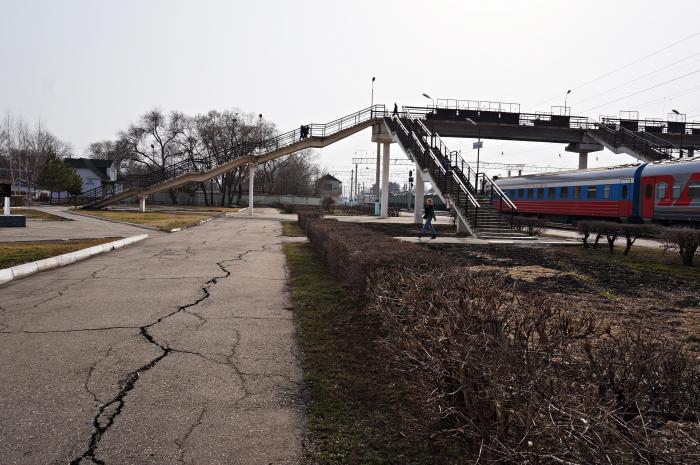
{"left": 174, "top": 406, "right": 207, "bottom": 465}
{"left": 69, "top": 247, "right": 259, "bottom": 465}
{"left": 84, "top": 345, "right": 114, "bottom": 405}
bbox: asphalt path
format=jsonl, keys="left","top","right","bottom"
{"left": 0, "top": 216, "right": 304, "bottom": 464}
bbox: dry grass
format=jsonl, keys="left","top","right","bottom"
{"left": 10, "top": 208, "right": 69, "bottom": 221}
{"left": 281, "top": 221, "right": 305, "bottom": 237}
{"left": 78, "top": 210, "right": 213, "bottom": 231}
{"left": 0, "top": 238, "right": 120, "bottom": 268}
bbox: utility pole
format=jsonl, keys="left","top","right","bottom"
{"left": 354, "top": 163, "right": 358, "bottom": 202}
{"left": 350, "top": 169, "right": 354, "bottom": 204}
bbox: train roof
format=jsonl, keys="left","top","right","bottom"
{"left": 495, "top": 155, "right": 700, "bottom": 186}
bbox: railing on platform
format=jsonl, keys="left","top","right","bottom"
{"left": 386, "top": 115, "right": 515, "bottom": 230}
{"left": 73, "top": 105, "right": 387, "bottom": 208}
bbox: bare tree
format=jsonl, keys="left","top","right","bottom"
{"left": 0, "top": 114, "right": 71, "bottom": 204}
{"left": 85, "top": 139, "right": 132, "bottom": 176}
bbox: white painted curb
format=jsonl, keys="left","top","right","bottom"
{"left": 0, "top": 234, "right": 149, "bottom": 286}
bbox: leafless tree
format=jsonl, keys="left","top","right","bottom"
{"left": 0, "top": 114, "right": 72, "bottom": 204}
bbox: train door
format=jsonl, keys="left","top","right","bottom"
{"left": 640, "top": 177, "right": 656, "bottom": 219}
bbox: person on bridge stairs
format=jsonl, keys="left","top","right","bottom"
{"left": 393, "top": 103, "right": 398, "bottom": 116}
{"left": 418, "top": 198, "right": 437, "bottom": 240}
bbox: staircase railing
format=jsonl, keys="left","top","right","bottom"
{"left": 387, "top": 116, "right": 484, "bottom": 228}
{"left": 73, "top": 104, "right": 387, "bottom": 208}
{"left": 593, "top": 122, "right": 675, "bottom": 161}
{"left": 412, "top": 119, "right": 517, "bottom": 224}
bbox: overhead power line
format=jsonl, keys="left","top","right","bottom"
{"left": 580, "top": 67, "right": 700, "bottom": 113}
{"left": 572, "top": 50, "right": 700, "bottom": 107}
{"left": 531, "top": 29, "right": 700, "bottom": 108}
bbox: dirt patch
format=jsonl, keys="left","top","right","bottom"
{"left": 428, "top": 243, "right": 700, "bottom": 352}
{"left": 469, "top": 264, "right": 574, "bottom": 282}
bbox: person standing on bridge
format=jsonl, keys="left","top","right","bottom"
{"left": 418, "top": 197, "right": 437, "bottom": 240}
{"left": 393, "top": 103, "right": 398, "bottom": 116}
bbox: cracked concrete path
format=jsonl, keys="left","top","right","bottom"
{"left": 0, "top": 216, "right": 304, "bottom": 464}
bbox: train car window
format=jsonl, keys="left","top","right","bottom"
{"left": 656, "top": 182, "right": 667, "bottom": 199}
{"left": 548, "top": 187, "right": 555, "bottom": 199}
{"left": 573, "top": 186, "right": 581, "bottom": 199}
{"left": 587, "top": 186, "right": 597, "bottom": 199}
{"left": 537, "top": 188, "right": 544, "bottom": 199}
{"left": 672, "top": 181, "right": 682, "bottom": 199}
{"left": 621, "top": 185, "right": 629, "bottom": 199}
{"left": 561, "top": 186, "right": 569, "bottom": 199}
{"left": 645, "top": 184, "right": 653, "bottom": 199}
{"left": 527, "top": 188, "right": 533, "bottom": 198}
{"left": 688, "top": 180, "right": 700, "bottom": 198}
{"left": 603, "top": 185, "right": 610, "bottom": 199}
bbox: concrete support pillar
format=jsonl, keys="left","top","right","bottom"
{"left": 413, "top": 164, "right": 424, "bottom": 224}
{"left": 380, "top": 142, "right": 390, "bottom": 218}
{"left": 138, "top": 195, "right": 146, "bottom": 213}
{"left": 455, "top": 215, "right": 469, "bottom": 234}
{"left": 578, "top": 152, "right": 589, "bottom": 170}
{"left": 248, "top": 162, "right": 255, "bottom": 216}
{"left": 3, "top": 197, "right": 10, "bottom": 216}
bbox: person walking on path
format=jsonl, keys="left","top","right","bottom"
{"left": 418, "top": 197, "right": 437, "bottom": 239}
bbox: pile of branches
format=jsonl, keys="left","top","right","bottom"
{"left": 368, "top": 268, "right": 700, "bottom": 463}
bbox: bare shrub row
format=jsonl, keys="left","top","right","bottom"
{"left": 368, "top": 268, "right": 700, "bottom": 464}
{"left": 577, "top": 220, "right": 700, "bottom": 264}
{"left": 297, "top": 213, "right": 700, "bottom": 463}
{"left": 301, "top": 216, "right": 443, "bottom": 291}
{"left": 511, "top": 216, "right": 546, "bottom": 236}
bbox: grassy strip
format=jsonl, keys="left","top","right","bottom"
{"left": 282, "top": 221, "right": 305, "bottom": 237}
{"left": 284, "top": 242, "right": 444, "bottom": 465}
{"left": 10, "top": 208, "right": 69, "bottom": 221}
{"left": 0, "top": 237, "right": 121, "bottom": 268}
{"left": 562, "top": 245, "right": 700, "bottom": 280}
{"left": 77, "top": 210, "right": 213, "bottom": 231}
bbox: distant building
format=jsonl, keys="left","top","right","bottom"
{"left": 316, "top": 174, "right": 343, "bottom": 201}
{"left": 53, "top": 158, "right": 117, "bottom": 200}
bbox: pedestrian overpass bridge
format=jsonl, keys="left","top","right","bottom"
{"left": 72, "top": 102, "right": 700, "bottom": 238}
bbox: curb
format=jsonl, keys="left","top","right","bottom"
{"left": 0, "top": 234, "right": 149, "bottom": 286}
{"left": 67, "top": 210, "right": 162, "bottom": 231}
{"left": 70, "top": 209, "right": 225, "bottom": 233}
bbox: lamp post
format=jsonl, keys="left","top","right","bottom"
{"left": 464, "top": 118, "right": 481, "bottom": 189}
{"left": 672, "top": 109, "right": 683, "bottom": 157}
{"left": 564, "top": 89, "right": 572, "bottom": 114}
{"left": 371, "top": 76, "right": 376, "bottom": 111}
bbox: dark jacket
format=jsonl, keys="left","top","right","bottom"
{"left": 423, "top": 204, "right": 436, "bottom": 220}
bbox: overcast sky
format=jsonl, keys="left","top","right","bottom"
{"left": 2, "top": 0, "right": 700, "bottom": 185}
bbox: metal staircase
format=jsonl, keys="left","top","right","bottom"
{"left": 385, "top": 116, "right": 528, "bottom": 239}
{"left": 72, "top": 105, "right": 386, "bottom": 209}
{"left": 588, "top": 122, "right": 679, "bottom": 162}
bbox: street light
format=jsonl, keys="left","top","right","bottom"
{"left": 422, "top": 93, "right": 435, "bottom": 110}
{"left": 371, "top": 77, "right": 376, "bottom": 110}
{"left": 464, "top": 118, "right": 481, "bottom": 189}
{"left": 564, "top": 89, "right": 572, "bottom": 114}
{"left": 672, "top": 109, "right": 684, "bottom": 157}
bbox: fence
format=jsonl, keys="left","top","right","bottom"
{"left": 121, "top": 191, "right": 322, "bottom": 207}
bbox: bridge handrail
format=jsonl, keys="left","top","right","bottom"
{"left": 390, "top": 115, "right": 480, "bottom": 210}
{"left": 414, "top": 119, "right": 515, "bottom": 210}
{"left": 73, "top": 105, "right": 387, "bottom": 207}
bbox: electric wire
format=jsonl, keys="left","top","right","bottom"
{"left": 530, "top": 30, "right": 700, "bottom": 109}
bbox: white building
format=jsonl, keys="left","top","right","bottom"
{"left": 53, "top": 158, "right": 117, "bottom": 200}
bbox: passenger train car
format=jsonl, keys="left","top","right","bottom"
{"left": 494, "top": 158, "right": 700, "bottom": 223}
